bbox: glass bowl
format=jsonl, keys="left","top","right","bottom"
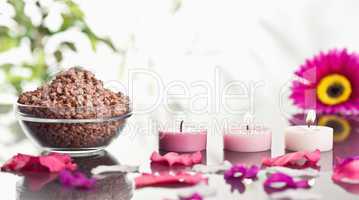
{"left": 15, "top": 103, "right": 132, "bottom": 155}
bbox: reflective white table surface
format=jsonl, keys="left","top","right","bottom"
{"left": 0, "top": 111, "right": 358, "bottom": 200}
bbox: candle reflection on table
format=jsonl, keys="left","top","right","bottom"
{"left": 16, "top": 151, "right": 133, "bottom": 200}
{"left": 330, "top": 115, "right": 359, "bottom": 195}
{"left": 224, "top": 150, "right": 270, "bottom": 166}
{"left": 332, "top": 115, "right": 359, "bottom": 159}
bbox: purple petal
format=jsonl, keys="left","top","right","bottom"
{"left": 58, "top": 170, "right": 96, "bottom": 190}
{"left": 295, "top": 180, "right": 311, "bottom": 188}
{"left": 225, "top": 178, "right": 246, "bottom": 193}
{"left": 244, "top": 165, "right": 260, "bottom": 179}
{"left": 224, "top": 164, "right": 259, "bottom": 181}
{"left": 58, "top": 170, "right": 73, "bottom": 187}
{"left": 264, "top": 172, "right": 311, "bottom": 193}
{"left": 264, "top": 173, "right": 295, "bottom": 189}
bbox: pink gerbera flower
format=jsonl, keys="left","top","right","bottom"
{"left": 291, "top": 49, "right": 359, "bottom": 114}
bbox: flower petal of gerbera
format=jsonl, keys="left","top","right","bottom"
{"left": 290, "top": 48, "right": 359, "bottom": 114}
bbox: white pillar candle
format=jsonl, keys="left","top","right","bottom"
{"left": 285, "top": 125, "right": 333, "bottom": 152}
{"left": 285, "top": 110, "right": 333, "bottom": 152}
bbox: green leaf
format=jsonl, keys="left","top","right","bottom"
{"left": 38, "top": 25, "right": 51, "bottom": 35}
{"left": 61, "top": 41, "right": 77, "bottom": 52}
{"left": 60, "top": 13, "right": 77, "bottom": 31}
{"left": 54, "top": 50, "right": 63, "bottom": 63}
{"left": 0, "top": 63, "right": 14, "bottom": 73}
{"left": 64, "top": 0, "right": 84, "bottom": 19}
{"left": 82, "top": 27, "right": 118, "bottom": 52}
{"left": 88, "top": 35, "right": 97, "bottom": 51}
{"left": 2, "top": 0, "right": 120, "bottom": 95}
{"left": 97, "top": 37, "right": 118, "bottom": 52}
{"left": 83, "top": 30, "right": 98, "bottom": 51}
{"left": 35, "top": 1, "right": 41, "bottom": 8}
{"left": 172, "top": 0, "right": 182, "bottom": 13}
{"left": 7, "top": 75, "right": 23, "bottom": 94}
{"left": 0, "top": 25, "right": 19, "bottom": 52}
{"left": 8, "top": 0, "right": 33, "bottom": 30}
{"left": 30, "top": 38, "right": 36, "bottom": 52}
{"left": 0, "top": 26, "right": 10, "bottom": 35}
{"left": 0, "top": 36, "right": 18, "bottom": 52}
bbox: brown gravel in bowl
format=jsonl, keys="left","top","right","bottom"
{"left": 18, "top": 67, "right": 130, "bottom": 119}
{"left": 17, "top": 67, "right": 130, "bottom": 149}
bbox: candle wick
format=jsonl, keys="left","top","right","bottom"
{"left": 180, "top": 120, "right": 184, "bottom": 132}
{"left": 307, "top": 120, "right": 314, "bottom": 128}
{"left": 306, "top": 110, "right": 316, "bottom": 129}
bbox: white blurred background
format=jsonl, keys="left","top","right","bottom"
{"left": 2, "top": 0, "right": 359, "bottom": 116}
{"left": 1, "top": 0, "right": 359, "bottom": 157}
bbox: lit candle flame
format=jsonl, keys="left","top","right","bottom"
{"left": 306, "top": 110, "right": 316, "bottom": 128}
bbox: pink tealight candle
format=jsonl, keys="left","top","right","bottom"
{"left": 159, "top": 121, "right": 207, "bottom": 152}
{"left": 224, "top": 114, "right": 271, "bottom": 152}
{"left": 285, "top": 110, "right": 333, "bottom": 152}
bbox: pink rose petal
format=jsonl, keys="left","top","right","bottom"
{"left": 1, "top": 153, "right": 77, "bottom": 173}
{"left": 150, "top": 151, "right": 202, "bottom": 167}
{"left": 39, "top": 153, "right": 77, "bottom": 172}
{"left": 262, "top": 150, "right": 320, "bottom": 169}
{"left": 135, "top": 172, "right": 207, "bottom": 189}
{"left": 332, "top": 156, "right": 359, "bottom": 184}
{"left": 1, "top": 154, "right": 33, "bottom": 171}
